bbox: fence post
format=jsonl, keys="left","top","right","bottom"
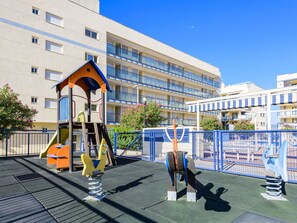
{"left": 47, "top": 132, "right": 50, "bottom": 144}
{"left": 113, "top": 132, "right": 117, "bottom": 155}
{"left": 213, "top": 130, "right": 217, "bottom": 171}
{"left": 152, "top": 132, "right": 155, "bottom": 162}
{"left": 149, "top": 132, "right": 153, "bottom": 162}
{"left": 5, "top": 130, "right": 8, "bottom": 158}
{"left": 220, "top": 131, "right": 224, "bottom": 172}
{"left": 192, "top": 131, "right": 196, "bottom": 160}
{"left": 27, "top": 132, "right": 30, "bottom": 156}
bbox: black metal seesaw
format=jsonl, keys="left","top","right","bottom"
{"left": 164, "top": 120, "right": 196, "bottom": 202}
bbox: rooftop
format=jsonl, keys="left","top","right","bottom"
{"left": 1, "top": 157, "right": 297, "bottom": 222}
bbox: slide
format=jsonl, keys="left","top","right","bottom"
{"left": 39, "top": 128, "right": 69, "bottom": 158}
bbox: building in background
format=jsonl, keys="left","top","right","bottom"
{"left": 220, "top": 82, "right": 266, "bottom": 130}
{"left": 277, "top": 73, "right": 297, "bottom": 129}
{"left": 0, "top": 0, "right": 221, "bottom": 130}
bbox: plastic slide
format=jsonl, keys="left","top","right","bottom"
{"left": 39, "top": 128, "right": 69, "bottom": 158}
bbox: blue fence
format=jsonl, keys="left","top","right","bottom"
{"left": 114, "top": 130, "right": 297, "bottom": 183}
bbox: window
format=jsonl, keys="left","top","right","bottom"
{"left": 85, "top": 28, "right": 98, "bottom": 39}
{"left": 85, "top": 52, "right": 98, "bottom": 63}
{"left": 46, "top": 12, "right": 63, "bottom": 27}
{"left": 32, "top": 7, "right": 39, "bottom": 15}
{"left": 45, "top": 98, "right": 57, "bottom": 108}
{"left": 31, "top": 97, "right": 38, "bottom": 104}
{"left": 45, "top": 69, "right": 62, "bottom": 81}
{"left": 84, "top": 103, "right": 97, "bottom": 112}
{"left": 132, "top": 49, "right": 138, "bottom": 58}
{"left": 31, "top": 66, "right": 38, "bottom": 74}
{"left": 46, "top": 41, "right": 63, "bottom": 54}
{"left": 32, "top": 36, "right": 39, "bottom": 44}
{"left": 122, "top": 45, "right": 128, "bottom": 54}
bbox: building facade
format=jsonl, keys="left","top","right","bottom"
{"left": 0, "top": 0, "right": 221, "bottom": 130}
{"left": 220, "top": 82, "right": 266, "bottom": 130}
{"left": 277, "top": 73, "right": 297, "bottom": 129}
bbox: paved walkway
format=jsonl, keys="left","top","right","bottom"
{"left": 0, "top": 157, "right": 297, "bottom": 222}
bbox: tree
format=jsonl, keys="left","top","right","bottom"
{"left": 111, "top": 102, "right": 166, "bottom": 150}
{"left": 120, "top": 102, "right": 166, "bottom": 130}
{"left": 200, "top": 116, "right": 223, "bottom": 130}
{"left": 234, "top": 120, "right": 254, "bottom": 130}
{"left": 0, "top": 84, "right": 38, "bottom": 133}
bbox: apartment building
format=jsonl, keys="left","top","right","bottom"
{"left": 220, "top": 82, "right": 266, "bottom": 130}
{"left": 277, "top": 73, "right": 297, "bottom": 129}
{"left": 0, "top": 0, "right": 221, "bottom": 130}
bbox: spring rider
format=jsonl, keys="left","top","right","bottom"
{"left": 165, "top": 120, "right": 196, "bottom": 202}
{"left": 81, "top": 138, "right": 108, "bottom": 201}
{"left": 262, "top": 140, "right": 288, "bottom": 200}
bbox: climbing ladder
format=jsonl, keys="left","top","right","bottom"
{"left": 81, "top": 122, "right": 116, "bottom": 166}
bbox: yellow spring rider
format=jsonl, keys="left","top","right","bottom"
{"left": 81, "top": 138, "right": 108, "bottom": 201}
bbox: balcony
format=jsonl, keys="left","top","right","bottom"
{"left": 107, "top": 91, "right": 137, "bottom": 104}
{"left": 140, "top": 55, "right": 168, "bottom": 71}
{"left": 107, "top": 112, "right": 121, "bottom": 124}
{"left": 107, "top": 43, "right": 220, "bottom": 89}
{"left": 277, "top": 110, "right": 297, "bottom": 118}
{"left": 107, "top": 66, "right": 212, "bottom": 99}
{"left": 161, "top": 118, "right": 196, "bottom": 126}
{"left": 140, "top": 95, "right": 187, "bottom": 111}
{"left": 107, "top": 66, "right": 139, "bottom": 83}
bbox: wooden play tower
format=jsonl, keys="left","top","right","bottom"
{"left": 53, "top": 60, "right": 116, "bottom": 171}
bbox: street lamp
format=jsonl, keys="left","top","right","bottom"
{"left": 143, "top": 96, "right": 147, "bottom": 128}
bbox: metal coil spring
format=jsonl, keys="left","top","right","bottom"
{"left": 88, "top": 175, "right": 105, "bottom": 200}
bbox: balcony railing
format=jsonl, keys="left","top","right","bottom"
{"left": 277, "top": 110, "right": 297, "bottom": 118}
{"left": 142, "top": 76, "right": 167, "bottom": 89}
{"left": 107, "top": 91, "right": 137, "bottom": 104}
{"left": 161, "top": 118, "right": 197, "bottom": 126}
{"left": 107, "top": 43, "right": 220, "bottom": 89}
{"left": 139, "top": 95, "right": 187, "bottom": 111}
{"left": 107, "top": 112, "right": 121, "bottom": 124}
{"left": 107, "top": 66, "right": 213, "bottom": 99}
{"left": 140, "top": 55, "right": 168, "bottom": 71}
{"left": 107, "top": 66, "right": 139, "bottom": 82}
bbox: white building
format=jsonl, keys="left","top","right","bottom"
{"left": 220, "top": 82, "right": 266, "bottom": 130}
{"left": 277, "top": 73, "right": 297, "bottom": 129}
{"left": 0, "top": 0, "right": 221, "bottom": 130}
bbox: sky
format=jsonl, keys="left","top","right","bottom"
{"left": 100, "top": 0, "right": 297, "bottom": 90}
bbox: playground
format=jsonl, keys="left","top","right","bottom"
{"left": 1, "top": 156, "right": 297, "bottom": 222}
{"left": 1, "top": 61, "right": 297, "bottom": 222}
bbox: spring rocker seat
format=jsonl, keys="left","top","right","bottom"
{"left": 261, "top": 140, "right": 288, "bottom": 200}
{"left": 47, "top": 144, "right": 70, "bottom": 170}
{"left": 81, "top": 138, "right": 108, "bottom": 201}
{"left": 165, "top": 120, "right": 196, "bottom": 202}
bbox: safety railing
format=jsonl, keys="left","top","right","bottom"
{"left": 0, "top": 129, "right": 55, "bottom": 157}
{"left": 113, "top": 129, "right": 297, "bottom": 183}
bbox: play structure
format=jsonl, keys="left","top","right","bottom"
{"left": 262, "top": 140, "right": 288, "bottom": 199}
{"left": 40, "top": 60, "right": 116, "bottom": 171}
{"left": 165, "top": 120, "right": 196, "bottom": 202}
{"left": 81, "top": 138, "right": 108, "bottom": 201}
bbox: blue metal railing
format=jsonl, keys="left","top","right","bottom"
{"left": 112, "top": 129, "right": 297, "bottom": 183}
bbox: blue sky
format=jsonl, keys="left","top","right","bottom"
{"left": 100, "top": 0, "right": 297, "bottom": 90}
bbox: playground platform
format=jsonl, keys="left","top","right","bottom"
{"left": 1, "top": 157, "right": 297, "bottom": 223}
